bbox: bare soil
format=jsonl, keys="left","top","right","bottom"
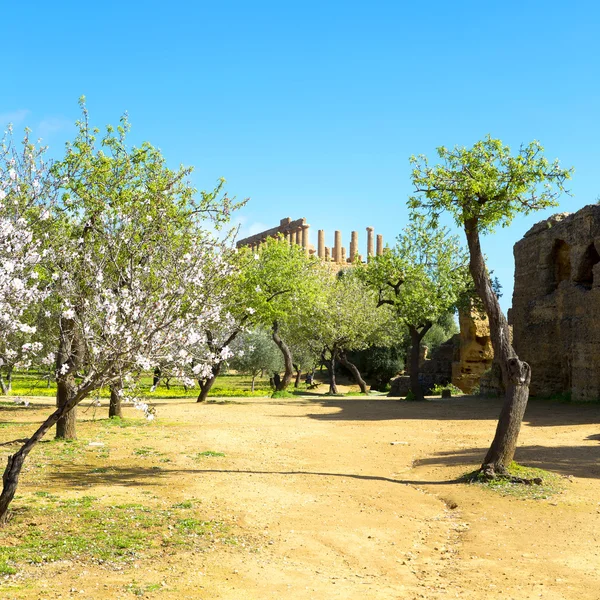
{"left": 2, "top": 393, "right": 600, "bottom": 599}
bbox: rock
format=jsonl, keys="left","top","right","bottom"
{"left": 511, "top": 203, "right": 600, "bottom": 401}
{"left": 451, "top": 308, "right": 494, "bottom": 393}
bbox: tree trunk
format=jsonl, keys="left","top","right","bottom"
{"left": 0, "top": 376, "right": 7, "bottom": 396}
{"left": 6, "top": 369, "right": 12, "bottom": 393}
{"left": 251, "top": 375, "right": 256, "bottom": 392}
{"left": 408, "top": 325, "right": 430, "bottom": 402}
{"left": 0, "top": 393, "right": 80, "bottom": 522}
{"left": 294, "top": 365, "right": 302, "bottom": 388}
{"left": 197, "top": 362, "right": 222, "bottom": 402}
{"left": 272, "top": 321, "right": 294, "bottom": 390}
{"left": 55, "top": 376, "right": 77, "bottom": 440}
{"left": 339, "top": 351, "right": 368, "bottom": 394}
{"left": 109, "top": 385, "right": 122, "bottom": 418}
{"left": 464, "top": 218, "right": 532, "bottom": 475}
{"left": 324, "top": 350, "right": 339, "bottom": 395}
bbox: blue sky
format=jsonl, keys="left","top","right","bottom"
{"left": 4, "top": 1, "right": 599, "bottom": 311}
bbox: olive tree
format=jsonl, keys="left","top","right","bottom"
{"left": 360, "top": 216, "right": 469, "bottom": 401}
{"left": 229, "top": 328, "right": 282, "bottom": 391}
{"left": 296, "top": 268, "right": 396, "bottom": 394}
{"left": 409, "top": 136, "right": 571, "bottom": 476}
{"left": 240, "top": 238, "right": 318, "bottom": 390}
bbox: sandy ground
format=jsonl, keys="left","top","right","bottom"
{"left": 2, "top": 393, "right": 600, "bottom": 599}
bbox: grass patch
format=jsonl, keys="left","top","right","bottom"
{"left": 0, "top": 493, "right": 235, "bottom": 574}
{"left": 2, "top": 371, "right": 274, "bottom": 400}
{"left": 102, "top": 416, "right": 148, "bottom": 428}
{"left": 124, "top": 581, "right": 163, "bottom": 596}
{"left": 195, "top": 451, "right": 225, "bottom": 459}
{"left": 463, "top": 462, "right": 565, "bottom": 499}
{"left": 133, "top": 446, "right": 162, "bottom": 457}
{"left": 271, "top": 389, "right": 295, "bottom": 399}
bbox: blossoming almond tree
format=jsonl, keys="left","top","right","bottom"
{"left": 0, "top": 105, "right": 239, "bottom": 522}
{"left": 0, "top": 127, "right": 57, "bottom": 394}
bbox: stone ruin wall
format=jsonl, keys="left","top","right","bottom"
{"left": 510, "top": 204, "right": 600, "bottom": 401}
{"left": 236, "top": 217, "right": 385, "bottom": 263}
{"left": 390, "top": 308, "right": 493, "bottom": 396}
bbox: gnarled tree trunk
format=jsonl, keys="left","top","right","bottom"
{"left": 339, "top": 351, "right": 368, "bottom": 394}
{"left": 294, "top": 364, "right": 302, "bottom": 388}
{"left": 408, "top": 323, "right": 432, "bottom": 402}
{"left": 109, "top": 384, "right": 122, "bottom": 418}
{"left": 197, "top": 362, "right": 222, "bottom": 402}
{"left": 0, "top": 385, "right": 85, "bottom": 522}
{"left": 56, "top": 375, "right": 77, "bottom": 440}
{"left": 465, "top": 218, "right": 531, "bottom": 476}
{"left": 272, "top": 321, "right": 294, "bottom": 391}
{"left": 323, "top": 349, "right": 339, "bottom": 395}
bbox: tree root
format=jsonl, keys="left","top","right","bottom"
{"left": 467, "top": 464, "right": 543, "bottom": 486}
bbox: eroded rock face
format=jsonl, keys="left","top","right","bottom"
{"left": 451, "top": 308, "right": 494, "bottom": 393}
{"left": 511, "top": 204, "right": 600, "bottom": 401}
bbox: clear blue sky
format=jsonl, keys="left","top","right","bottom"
{"left": 4, "top": 1, "right": 599, "bottom": 311}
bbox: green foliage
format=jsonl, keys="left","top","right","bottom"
{"left": 430, "top": 383, "right": 462, "bottom": 395}
{"left": 294, "top": 268, "right": 397, "bottom": 357}
{"left": 463, "top": 463, "right": 565, "bottom": 500}
{"left": 359, "top": 216, "right": 469, "bottom": 345}
{"left": 345, "top": 345, "right": 404, "bottom": 390}
{"left": 409, "top": 135, "right": 573, "bottom": 234}
{"left": 229, "top": 328, "right": 283, "bottom": 379}
{"left": 195, "top": 451, "right": 226, "bottom": 458}
{"left": 271, "top": 389, "right": 295, "bottom": 398}
{"left": 422, "top": 312, "right": 459, "bottom": 351}
{"left": 238, "top": 238, "right": 319, "bottom": 328}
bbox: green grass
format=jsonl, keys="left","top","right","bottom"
{"left": 195, "top": 450, "right": 225, "bottom": 458}
{"left": 463, "top": 462, "right": 565, "bottom": 499}
{"left": 1, "top": 372, "right": 273, "bottom": 400}
{"left": 124, "top": 581, "right": 163, "bottom": 596}
{"left": 0, "top": 493, "right": 236, "bottom": 574}
{"left": 271, "top": 389, "right": 296, "bottom": 398}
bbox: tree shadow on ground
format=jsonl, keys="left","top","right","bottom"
{"left": 44, "top": 464, "right": 461, "bottom": 490}
{"left": 300, "top": 395, "right": 600, "bottom": 428}
{"left": 414, "top": 442, "right": 600, "bottom": 479}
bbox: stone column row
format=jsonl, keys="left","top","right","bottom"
{"left": 314, "top": 226, "right": 384, "bottom": 263}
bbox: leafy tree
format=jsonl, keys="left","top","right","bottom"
{"left": 240, "top": 238, "right": 318, "bottom": 390}
{"left": 229, "top": 328, "right": 283, "bottom": 391}
{"left": 296, "top": 268, "right": 396, "bottom": 394}
{"left": 0, "top": 106, "right": 237, "bottom": 521}
{"left": 409, "top": 135, "right": 571, "bottom": 476}
{"left": 360, "top": 217, "right": 469, "bottom": 401}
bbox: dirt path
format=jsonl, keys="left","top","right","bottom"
{"left": 2, "top": 395, "right": 600, "bottom": 599}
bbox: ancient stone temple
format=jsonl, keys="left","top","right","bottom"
{"left": 510, "top": 204, "right": 600, "bottom": 401}
{"left": 236, "top": 217, "right": 384, "bottom": 264}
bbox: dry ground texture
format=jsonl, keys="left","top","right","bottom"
{"left": 0, "top": 393, "right": 599, "bottom": 599}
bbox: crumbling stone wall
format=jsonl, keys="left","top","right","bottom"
{"left": 452, "top": 308, "right": 493, "bottom": 393}
{"left": 510, "top": 204, "right": 600, "bottom": 401}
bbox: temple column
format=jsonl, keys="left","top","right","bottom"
{"left": 325, "top": 247, "right": 331, "bottom": 261}
{"left": 366, "top": 227, "right": 374, "bottom": 258}
{"left": 341, "top": 247, "right": 347, "bottom": 263}
{"left": 295, "top": 229, "right": 301, "bottom": 245}
{"left": 350, "top": 231, "right": 358, "bottom": 261}
{"left": 318, "top": 230, "right": 325, "bottom": 259}
{"left": 302, "top": 225, "right": 309, "bottom": 255}
{"left": 334, "top": 230, "right": 342, "bottom": 263}
{"left": 376, "top": 234, "right": 384, "bottom": 256}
